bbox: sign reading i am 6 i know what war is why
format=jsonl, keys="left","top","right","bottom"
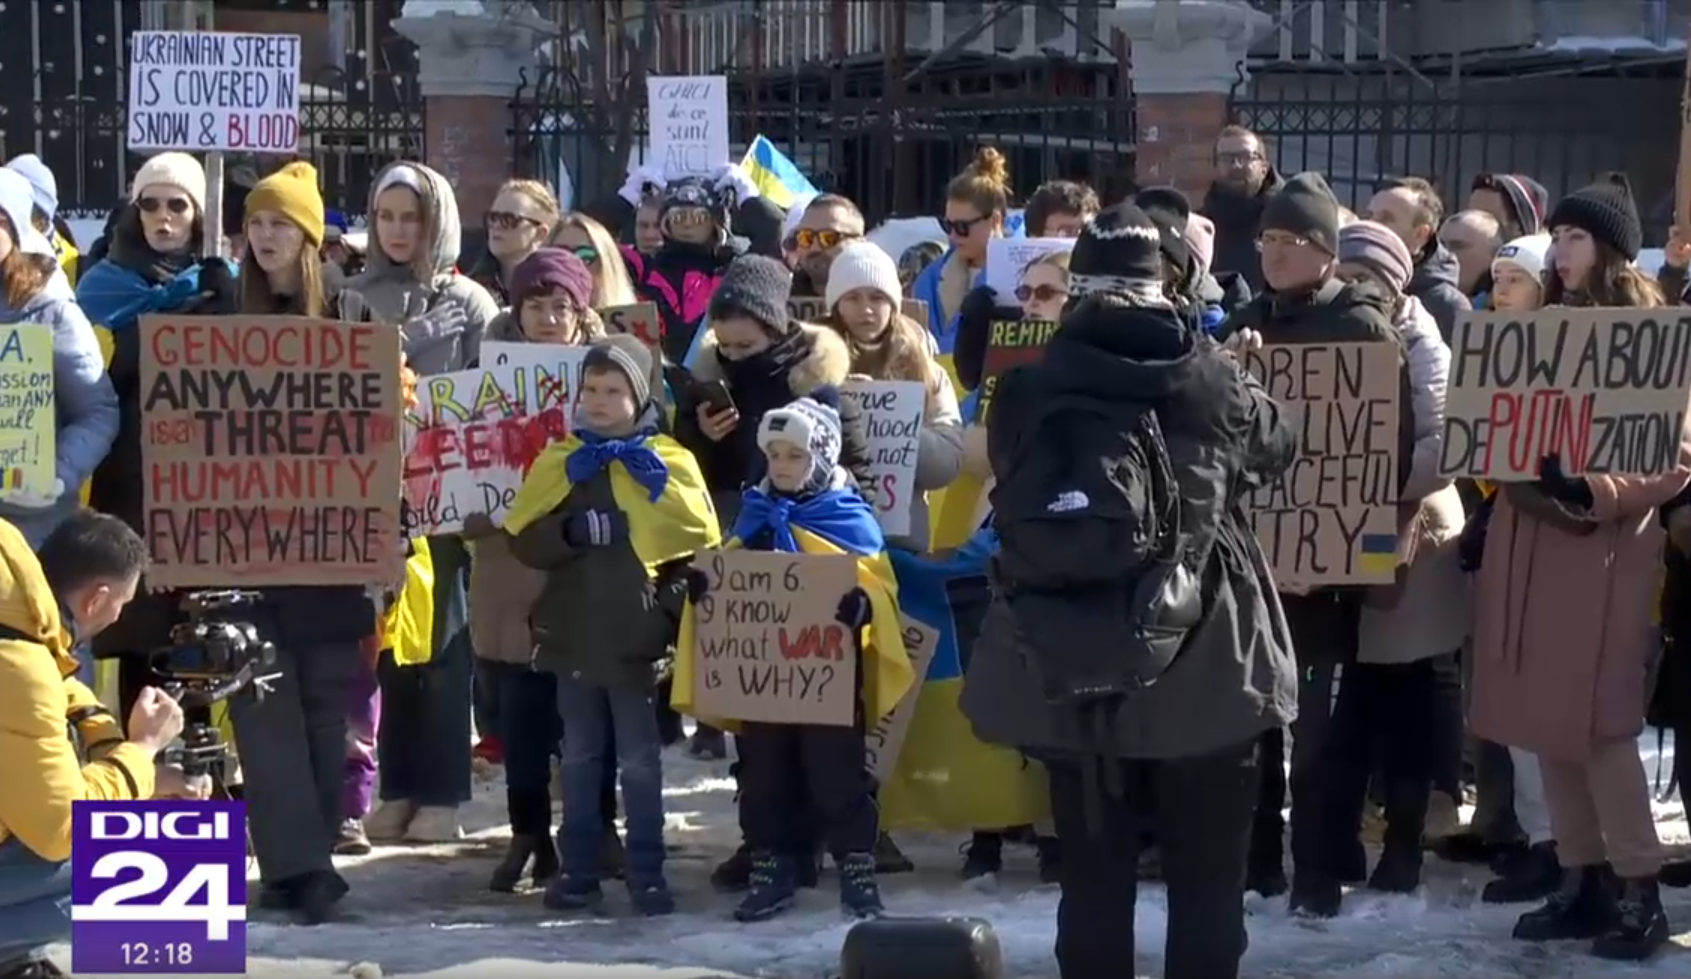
{"left": 977, "top": 319, "right": 1059, "bottom": 422}
{"left": 72, "top": 800, "right": 248, "bottom": 975}
{"left": 841, "top": 380, "right": 925, "bottom": 537}
{"left": 0, "top": 323, "right": 55, "bottom": 495}
{"left": 646, "top": 75, "right": 729, "bottom": 180}
{"left": 692, "top": 550, "right": 859, "bottom": 726}
{"left": 128, "top": 31, "right": 301, "bottom": 152}
{"left": 1439, "top": 308, "right": 1691, "bottom": 480}
{"left": 139, "top": 316, "right": 404, "bottom": 588}
{"left": 1244, "top": 342, "right": 1401, "bottom": 588}
{"left": 402, "top": 358, "right": 575, "bottom": 536}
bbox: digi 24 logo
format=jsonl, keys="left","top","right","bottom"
{"left": 72, "top": 801, "right": 248, "bottom": 975}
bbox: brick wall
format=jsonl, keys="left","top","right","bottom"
{"left": 1135, "top": 91, "right": 1229, "bottom": 201}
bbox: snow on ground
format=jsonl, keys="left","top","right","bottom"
{"left": 48, "top": 736, "right": 1691, "bottom": 977}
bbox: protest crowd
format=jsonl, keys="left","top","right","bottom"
{"left": 6, "top": 102, "right": 1691, "bottom": 979}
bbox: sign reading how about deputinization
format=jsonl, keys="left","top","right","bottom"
{"left": 691, "top": 550, "right": 859, "bottom": 726}
{"left": 0, "top": 324, "right": 56, "bottom": 496}
{"left": 139, "top": 316, "right": 404, "bottom": 588}
{"left": 1439, "top": 308, "right": 1691, "bottom": 480}
{"left": 72, "top": 800, "right": 249, "bottom": 975}
{"left": 841, "top": 380, "right": 925, "bottom": 538}
{"left": 402, "top": 346, "right": 585, "bottom": 536}
{"left": 128, "top": 31, "right": 301, "bottom": 153}
{"left": 646, "top": 75, "right": 729, "bottom": 180}
{"left": 1244, "top": 342, "right": 1401, "bottom": 588}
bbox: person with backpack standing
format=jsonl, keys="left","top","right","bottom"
{"left": 1213, "top": 173, "right": 1407, "bottom": 912}
{"left": 958, "top": 203, "right": 1297, "bottom": 979}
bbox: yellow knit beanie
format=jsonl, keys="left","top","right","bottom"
{"left": 246, "top": 161, "right": 326, "bottom": 248}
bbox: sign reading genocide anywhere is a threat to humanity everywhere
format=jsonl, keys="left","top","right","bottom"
{"left": 1439, "top": 308, "right": 1691, "bottom": 480}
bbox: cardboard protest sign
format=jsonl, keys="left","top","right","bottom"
{"left": 983, "top": 237, "right": 1076, "bottom": 303}
{"left": 691, "top": 549, "right": 858, "bottom": 726}
{"left": 647, "top": 75, "right": 729, "bottom": 180}
{"left": 139, "top": 316, "right": 403, "bottom": 587}
{"left": 866, "top": 615, "right": 938, "bottom": 784}
{"left": 401, "top": 362, "right": 571, "bottom": 535}
{"left": 480, "top": 342, "right": 588, "bottom": 393}
{"left": 1439, "top": 309, "right": 1691, "bottom": 480}
{"left": 977, "top": 319, "right": 1059, "bottom": 421}
{"left": 0, "top": 324, "right": 55, "bottom": 495}
{"left": 842, "top": 380, "right": 925, "bottom": 536}
{"left": 1244, "top": 342, "right": 1400, "bottom": 588}
{"left": 601, "top": 302, "right": 661, "bottom": 350}
{"left": 788, "top": 296, "right": 827, "bottom": 322}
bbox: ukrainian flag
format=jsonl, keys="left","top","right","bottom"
{"left": 741, "top": 135, "right": 819, "bottom": 210}
{"left": 1358, "top": 532, "right": 1399, "bottom": 578}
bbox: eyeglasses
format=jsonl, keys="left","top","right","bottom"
{"left": 1255, "top": 232, "right": 1311, "bottom": 251}
{"left": 486, "top": 210, "right": 545, "bottom": 230}
{"left": 786, "top": 228, "right": 859, "bottom": 251}
{"left": 1216, "top": 151, "right": 1263, "bottom": 168}
{"left": 1015, "top": 283, "right": 1069, "bottom": 304}
{"left": 138, "top": 197, "right": 192, "bottom": 215}
{"left": 564, "top": 245, "right": 599, "bottom": 265}
{"left": 941, "top": 215, "right": 985, "bottom": 237}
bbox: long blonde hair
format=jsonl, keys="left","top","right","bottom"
{"left": 549, "top": 211, "right": 637, "bottom": 306}
{"left": 828, "top": 308, "right": 944, "bottom": 409}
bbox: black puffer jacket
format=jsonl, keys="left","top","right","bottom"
{"left": 1200, "top": 169, "right": 1285, "bottom": 293}
{"left": 1409, "top": 241, "right": 1472, "bottom": 342}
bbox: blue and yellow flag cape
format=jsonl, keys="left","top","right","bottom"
{"left": 383, "top": 537, "right": 436, "bottom": 666}
{"left": 672, "top": 511, "right": 913, "bottom": 732}
{"left": 880, "top": 532, "right": 1049, "bottom": 831}
{"left": 503, "top": 432, "right": 721, "bottom": 575}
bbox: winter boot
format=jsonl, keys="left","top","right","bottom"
{"left": 838, "top": 851, "right": 884, "bottom": 918}
{"left": 1036, "top": 836, "right": 1061, "bottom": 884}
{"left": 1513, "top": 864, "right": 1616, "bottom": 941}
{"left": 362, "top": 799, "right": 416, "bottom": 842}
{"left": 733, "top": 851, "right": 797, "bottom": 922}
{"left": 1591, "top": 876, "right": 1669, "bottom": 961}
{"left": 1483, "top": 842, "right": 1561, "bottom": 904}
{"left": 959, "top": 832, "right": 1003, "bottom": 880}
{"left": 1289, "top": 875, "right": 1342, "bottom": 919}
{"left": 712, "top": 843, "right": 754, "bottom": 892}
{"left": 1366, "top": 845, "right": 1423, "bottom": 894}
{"left": 542, "top": 872, "right": 604, "bottom": 912}
{"left": 875, "top": 832, "right": 915, "bottom": 874}
{"left": 333, "top": 818, "right": 371, "bottom": 856}
{"left": 627, "top": 875, "right": 676, "bottom": 917}
{"left": 489, "top": 834, "right": 542, "bottom": 893}
{"left": 403, "top": 805, "right": 462, "bottom": 843}
{"left": 290, "top": 870, "right": 349, "bottom": 926}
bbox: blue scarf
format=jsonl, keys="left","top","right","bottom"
{"left": 563, "top": 430, "right": 669, "bottom": 502}
{"left": 733, "top": 485, "right": 884, "bottom": 556}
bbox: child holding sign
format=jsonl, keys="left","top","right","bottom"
{"left": 503, "top": 335, "right": 721, "bottom": 917}
{"left": 682, "top": 394, "right": 913, "bottom": 921}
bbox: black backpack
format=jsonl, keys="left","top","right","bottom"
{"left": 989, "top": 396, "right": 1203, "bottom": 709}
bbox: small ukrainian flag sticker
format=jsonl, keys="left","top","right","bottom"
{"left": 1357, "top": 532, "right": 1398, "bottom": 577}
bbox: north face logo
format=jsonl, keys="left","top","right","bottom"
{"left": 1047, "top": 490, "right": 1089, "bottom": 513}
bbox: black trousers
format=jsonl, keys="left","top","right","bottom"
{"left": 1048, "top": 740, "right": 1259, "bottom": 979}
{"left": 738, "top": 720, "right": 876, "bottom": 856}
{"left": 1321, "top": 654, "right": 1460, "bottom": 866}
{"left": 1250, "top": 660, "right": 1338, "bottom": 879}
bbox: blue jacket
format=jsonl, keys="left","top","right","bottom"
{"left": 76, "top": 257, "right": 225, "bottom": 334}
{"left": 0, "top": 272, "right": 119, "bottom": 546}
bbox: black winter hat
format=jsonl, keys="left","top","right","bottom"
{"left": 1067, "top": 202, "right": 1163, "bottom": 297}
{"left": 1547, "top": 171, "right": 1642, "bottom": 261}
{"left": 1260, "top": 171, "right": 1341, "bottom": 255}
{"left": 709, "top": 254, "right": 793, "bottom": 335}
{"left": 1134, "top": 186, "right": 1194, "bottom": 284}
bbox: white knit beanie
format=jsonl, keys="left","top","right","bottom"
{"left": 1492, "top": 233, "right": 1551, "bottom": 283}
{"left": 130, "top": 152, "right": 207, "bottom": 213}
{"left": 825, "top": 241, "right": 903, "bottom": 313}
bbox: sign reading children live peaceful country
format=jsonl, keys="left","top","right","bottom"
{"left": 840, "top": 380, "right": 925, "bottom": 537}
{"left": 977, "top": 319, "right": 1059, "bottom": 422}
{"left": 691, "top": 550, "right": 859, "bottom": 726}
{"left": 1244, "top": 342, "right": 1401, "bottom": 588}
{"left": 401, "top": 356, "right": 578, "bottom": 536}
{"left": 0, "top": 324, "right": 56, "bottom": 496}
{"left": 128, "top": 31, "right": 301, "bottom": 153}
{"left": 1439, "top": 308, "right": 1691, "bottom": 480}
{"left": 139, "top": 316, "right": 404, "bottom": 588}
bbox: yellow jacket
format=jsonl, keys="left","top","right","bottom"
{"left": 0, "top": 519, "right": 156, "bottom": 861}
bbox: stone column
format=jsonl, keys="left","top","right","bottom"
{"left": 393, "top": 0, "right": 557, "bottom": 224}
{"left": 1107, "top": 0, "right": 1271, "bottom": 202}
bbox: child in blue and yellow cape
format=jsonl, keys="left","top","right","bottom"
{"left": 673, "top": 392, "right": 912, "bottom": 923}
{"left": 502, "top": 335, "right": 719, "bottom": 917}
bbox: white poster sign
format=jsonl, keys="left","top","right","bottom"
{"left": 842, "top": 380, "right": 925, "bottom": 538}
{"left": 128, "top": 31, "right": 302, "bottom": 153}
{"left": 647, "top": 75, "right": 730, "bottom": 180}
{"left": 984, "top": 237, "right": 1077, "bottom": 305}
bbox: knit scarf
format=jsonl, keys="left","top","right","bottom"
{"left": 563, "top": 430, "right": 669, "bottom": 502}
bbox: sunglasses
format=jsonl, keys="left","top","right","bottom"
{"left": 787, "top": 228, "right": 858, "bottom": 251}
{"left": 941, "top": 215, "right": 985, "bottom": 237}
{"left": 1015, "top": 283, "right": 1068, "bottom": 304}
{"left": 486, "top": 210, "right": 545, "bottom": 230}
{"left": 138, "top": 197, "right": 192, "bottom": 215}
{"left": 564, "top": 244, "right": 599, "bottom": 265}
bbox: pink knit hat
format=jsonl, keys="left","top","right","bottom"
{"left": 1184, "top": 213, "right": 1216, "bottom": 275}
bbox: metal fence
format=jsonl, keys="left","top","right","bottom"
{"left": 298, "top": 66, "right": 426, "bottom": 217}
{"left": 1228, "top": 56, "right": 1681, "bottom": 238}
{"left": 511, "top": 57, "right": 1135, "bottom": 223}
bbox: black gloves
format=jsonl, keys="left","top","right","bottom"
{"left": 684, "top": 568, "right": 711, "bottom": 603}
{"left": 562, "top": 509, "right": 629, "bottom": 548}
{"left": 1537, "top": 454, "right": 1594, "bottom": 509}
{"left": 835, "top": 588, "right": 872, "bottom": 631}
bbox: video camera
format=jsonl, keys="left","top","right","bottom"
{"left": 149, "top": 590, "right": 280, "bottom": 782}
